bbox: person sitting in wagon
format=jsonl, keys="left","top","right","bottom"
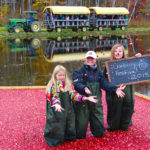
{"left": 27, "top": 13, "right": 34, "bottom": 25}
{"left": 44, "top": 10, "right": 50, "bottom": 20}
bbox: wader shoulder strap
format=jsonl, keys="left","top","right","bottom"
{"left": 49, "top": 86, "right": 59, "bottom": 121}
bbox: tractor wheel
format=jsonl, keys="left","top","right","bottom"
{"left": 98, "top": 26, "right": 103, "bottom": 31}
{"left": 30, "top": 38, "right": 41, "bottom": 49}
{"left": 14, "top": 26, "right": 21, "bottom": 33}
{"left": 82, "top": 27, "right": 87, "bottom": 32}
{"left": 56, "top": 28, "right": 62, "bottom": 33}
{"left": 30, "top": 21, "right": 41, "bottom": 32}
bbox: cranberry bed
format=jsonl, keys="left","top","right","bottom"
{"left": 0, "top": 89, "right": 150, "bottom": 150}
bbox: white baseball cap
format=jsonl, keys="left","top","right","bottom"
{"left": 85, "top": 51, "right": 97, "bottom": 59}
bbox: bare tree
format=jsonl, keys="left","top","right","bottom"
{"left": 54, "top": 0, "right": 56, "bottom": 5}
{"left": 28, "top": 0, "right": 31, "bottom": 11}
{"left": 88, "top": 0, "right": 90, "bottom": 7}
{"left": 5, "top": 0, "right": 7, "bottom": 16}
{"left": 76, "top": 0, "right": 80, "bottom": 6}
{"left": 145, "top": 0, "right": 150, "bottom": 18}
{"left": 129, "top": 0, "right": 139, "bottom": 22}
{"left": 20, "top": 0, "right": 24, "bottom": 18}
{"left": 120, "top": 0, "right": 122, "bottom": 7}
{"left": 128, "top": 0, "right": 131, "bottom": 10}
{"left": 96, "top": 0, "right": 100, "bottom": 6}
{"left": 112, "top": 0, "right": 116, "bottom": 7}
{"left": 1, "top": 0, "right": 2, "bottom": 16}
{"left": 104, "top": 0, "right": 108, "bottom": 6}
{"left": 13, "top": 0, "right": 16, "bottom": 17}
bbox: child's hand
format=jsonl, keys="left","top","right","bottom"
{"left": 51, "top": 103, "right": 64, "bottom": 112}
{"left": 116, "top": 88, "right": 125, "bottom": 98}
{"left": 83, "top": 96, "right": 98, "bottom": 103}
{"left": 84, "top": 87, "right": 92, "bottom": 95}
{"left": 135, "top": 53, "right": 142, "bottom": 58}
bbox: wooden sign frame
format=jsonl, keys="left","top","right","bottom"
{"left": 105, "top": 54, "right": 150, "bottom": 86}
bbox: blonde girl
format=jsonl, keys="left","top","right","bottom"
{"left": 44, "top": 65, "right": 98, "bottom": 147}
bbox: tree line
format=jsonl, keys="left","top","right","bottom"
{"left": 0, "top": 0, "right": 150, "bottom": 25}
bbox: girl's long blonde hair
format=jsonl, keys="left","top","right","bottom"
{"left": 110, "top": 43, "right": 126, "bottom": 60}
{"left": 46, "top": 65, "right": 72, "bottom": 92}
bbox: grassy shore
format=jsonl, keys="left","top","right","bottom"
{"left": 1, "top": 26, "right": 150, "bottom": 39}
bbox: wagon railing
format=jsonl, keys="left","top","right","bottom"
{"left": 95, "top": 19, "right": 128, "bottom": 27}
{"left": 43, "top": 19, "right": 89, "bottom": 29}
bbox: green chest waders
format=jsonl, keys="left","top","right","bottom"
{"left": 106, "top": 90, "right": 123, "bottom": 131}
{"left": 119, "top": 85, "right": 134, "bottom": 130}
{"left": 73, "top": 82, "right": 105, "bottom": 139}
{"left": 87, "top": 82, "right": 105, "bottom": 137}
{"left": 44, "top": 91, "right": 76, "bottom": 147}
{"left": 106, "top": 85, "right": 134, "bottom": 131}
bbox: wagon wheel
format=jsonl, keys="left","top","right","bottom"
{"left": 82, "top": 27, "right": 87, "bottom": 32}
{"left": 56, "top": 28, "right": 62, "bottom": 33}
{"left": 121, "top": 26, "right": 125, "bottom": 31}
{"left": 30, "top": 38, "right": 41, "bottom": 49}
{"left": 57, "top": 36, "right": 61, "bottom": 41}
{"left": 82, "top": 36, "right": 87, "bottom": 41}
{"left": 98, "top": 26, "right": 103, "bottom": 31}
{"left": 14, "top": 26, "right": 21, "bottom": 33}
{"left": 30, "top": 21, "right": 41, "bottom": 32}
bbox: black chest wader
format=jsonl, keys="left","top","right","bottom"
{"left": 128, "top": 85, "right": 135, "bottom": 126}
{"left": 106, "top": 85, "right": 134, "bottom": 131}
{"left": 44, "top": 91, "right": 76, "bottom": 147}
{"left": 73, "top": 82, "right": 105, "bottom": 139}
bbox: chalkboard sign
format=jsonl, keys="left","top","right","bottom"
{"left": 105, "top": 54, "right": 150, "bottom": 85}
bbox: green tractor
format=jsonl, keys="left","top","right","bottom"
{"left": 5, "top": 11, "right": 41, "bottom": 33}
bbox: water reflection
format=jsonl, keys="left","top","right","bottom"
{"left": 6, "top": 38, "right": 41, "bottom": 57}
{"left": 43, "top": 35, "right": 128, "bottom": 62}
{"left": 0, "top": 38, "right": 43, "bottom": 86}
{"left": 0, "top": 34, "right": 150, "bottom": 97}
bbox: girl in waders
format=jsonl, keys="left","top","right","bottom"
{"left": 44, "top": 65, "right": 98, "bottom": 147}
{"left": 73, "top": 51, "right": 126, "bottom": 139}
{"left": 103, "top": 44, "right": 141, "bottom": 131}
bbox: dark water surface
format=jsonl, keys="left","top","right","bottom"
{"left": 0, "top": 33, "right": 150, "bottom": 96}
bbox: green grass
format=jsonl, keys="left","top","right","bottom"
{"left": 1, "top": 26, "right": 150, "bottom": 39}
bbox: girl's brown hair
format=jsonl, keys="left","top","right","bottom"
{"left": 110, "top": 43, "right": 126, "bottom": 60}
